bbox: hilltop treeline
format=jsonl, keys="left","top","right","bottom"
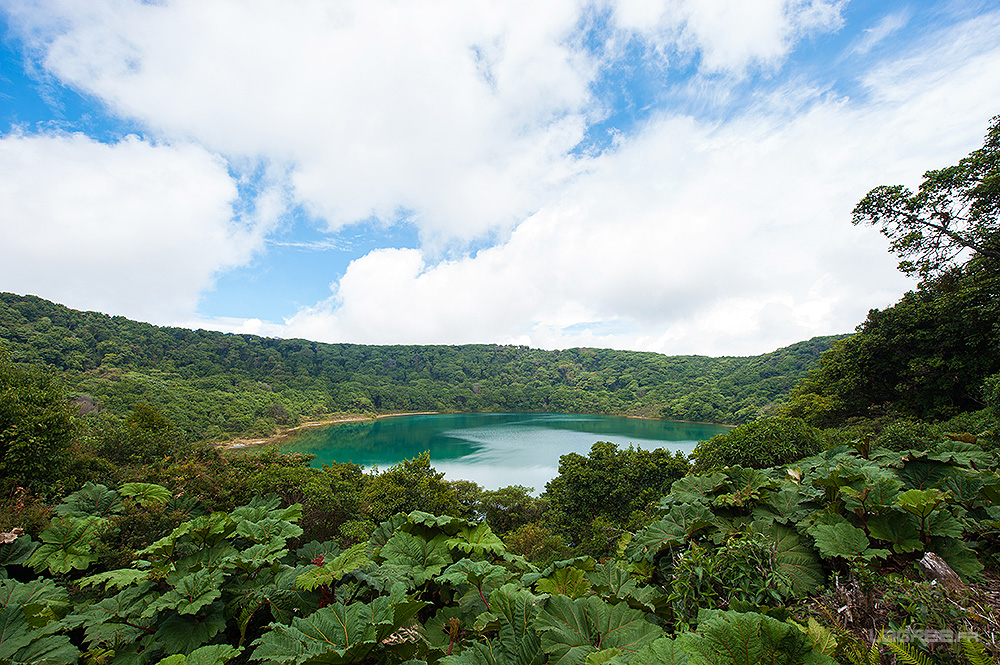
{"left": 0, "top": 292, "right": 838, "bottom": 439}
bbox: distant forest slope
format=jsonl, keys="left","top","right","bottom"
{"left": 0, "top": 293, "right": 842, "bottom": 439}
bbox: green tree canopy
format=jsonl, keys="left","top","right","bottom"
{"left": 853, "top": 114, "right": 1000, "bottom": 279}
{"left": 690, "top": 416, "right": 821, "bottom": 473}
{"left": 0, "top": 351, "right": 77, "bottom": 493}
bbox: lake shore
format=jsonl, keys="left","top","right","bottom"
{"left": 216, "top": 411, "right": 440, "bottom": 450}
{"left": 216, "top": 410, "right": 733, "bottom": 452}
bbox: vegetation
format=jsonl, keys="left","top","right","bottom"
{"left": 0, "top": 292, "right": 838, "bottom": 441}
{"left": 2, "top": 117, "right": 1000, "bottom": 665}
{"left": 690, "top": 416, "right": 822, "bottom": 473}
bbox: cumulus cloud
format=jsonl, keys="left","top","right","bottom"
{"left": 3, "top": 0, "right": 849, "bottom": 246}
{"left": 277, "top": 10, "right": 1000, "bottom": 355}
{"left": 3, "top": 1, "right": 998, "bottom": 357}
{"left": 5, "top": 0, "right": 595, "bottom": 242}
{"left": 0, "top": 132, "right": 272, "bottom": 322}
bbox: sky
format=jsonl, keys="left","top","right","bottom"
{"left": 1, "top": 0, "right": 999, "bottom": 357}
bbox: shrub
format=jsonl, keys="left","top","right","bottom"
{"left": 871, "top": 419, "right": 942, "bottom": 452}
{"left": 691, "top": 416, "right": 821, "bottom": 473}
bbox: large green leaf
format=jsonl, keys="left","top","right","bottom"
{"left": 941, "top": 471, "right": 985, "bottom": 507}
{"left": 155, "top": 601, "right": 228, "bottom": 656}
{"left": 521, "top": 558, "right": 596, "bottom": 586}
{"left": 608, "top": 637, "right": 689, "bottom": 665}
{"left": 381, "top": 532, "right": 453, "bottom": 587}
{"left": 408, "top": 511, "right": 473, "bottom": 535}
{"left": 839, "top": 470, "right": 901, "bottom": 514}
{"left": 230, "top": 495, "right": 302, "bottom": 524}
{"left": 26, "top": 516, "right": 106, "bottom": 574}
{"left": 630, "top": 521, "right": 686, "bottom": 560}
{"left": 368, "top": 514, "right": 409, "bottom": 550}
{"left": 766, "top": 524, "right": 824, "bottom": 596}
{"left": 535, "top": 568, "right": 592, "bottom": 599}
{"left": 237, "top": 518, "right": 304, "bottom": 549}
{"left": 297, "top": 543, "right": 371, "bottom": 591}
{"left": 70, "top": 584, "right": 158, "bottom": 649}
{"left": 808, "top": 523, "right": 887, "bottom": 562}
{"left": 120, "top": 482, "right": 172, "bottom": 508}
{"left": 896, "top": 460, "right": 953, "bottom": 490}
{"left": 663, "top": 474, "right": 728, "bottom": 505}
{"left": 537, "top": 595, "right": 663, "bottom": 665}
{"left": 250, "top": 587, "right": 425, "bottom": 665}
{"left": 713, "top": 468, "right": 778, "bottom": 509}
{"left": 142, "top": 569, "right": 225, "bottom": 618}
{"left": 157, "top": 644, "right": 241, "bottom": 665}
{"left": 491, "top": 584, "right": 546, "bottom": 665}
{"left": 0, "top": 579, "right": 77, "bottom": 665}
{"left": 926, "top": 441, "right": 994, "bottom": 469}
{"left": 54, "top": 482, "right": 121, "bottom": 518}
{"left": 0, "top": 533, "right": 36, "bottom": 569}
{"left": 1, "top": 578, "right": 71, "bottom": 628}
{"left": 78, "top": 568, "right": 149, "bottom": 592}
{"left": 764, "top": 487, "right": 812, "bottom": 522}
{"left": 448, "top": 524, "right": 506, "bottom": 557}
{"left": 439, "top": 559, "right": 512, "bottom": 589}
{"left": 930, "top": 538, "right": 984, "bottom": 581}
{"left": 867, "top": 514, "right": 923, "bottom": 553}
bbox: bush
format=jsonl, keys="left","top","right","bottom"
{"left": 0, "top": 352, "right": 77, "bottom": 495}
{"left": 691, "top": 416, "right": 821, "bottom": 473}
{"left": 871, "top": 419, "right": 942, "bottom": 452}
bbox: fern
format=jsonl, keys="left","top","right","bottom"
{"left": 961, "top": 640, "right": 991, "bottom": 665}
{"left": 882, "top": 639, "right": 934, "bottom": 665}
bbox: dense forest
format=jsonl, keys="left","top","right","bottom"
{"left": 0, "top": 292, "right": 840, "bottom": 439}
{"left": 2, "top": 116, "right": 1000, "bottom": 665}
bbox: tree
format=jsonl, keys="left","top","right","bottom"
{"left": 362, "top": 452, "right": 461, "bottom": 522}
{"left": 690, "top": 416, "right": 821, "bottom": 473}
{"left": 853, "top": 114, "right": 1000, "bottom": 278}
{"left": 544, "top": 441, "right": 690, "bottom": 553}
{"left": 0, "top": 351, "right": 77, "bottom": 493}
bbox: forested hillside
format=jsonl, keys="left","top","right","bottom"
{"left": 2, "top": 118, "right": 1000, "bottom": 665}
{"left": 0, "top": 292, "right": 838, "bottom": 439}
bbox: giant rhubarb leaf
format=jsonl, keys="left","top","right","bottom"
{"left": 537, "top": 595, "right": 663, "bottom": 665}
{"left": 54, "top": 482, "right": 121, "bottom": 519}
{"left": 26, "top": 516, "right": 106, "bottom": 574}
{"left": 251, "top": 586, "right": 425, "bottom": 665}
{"left": 380, "top": 532, "right": 453, "bottom": 587}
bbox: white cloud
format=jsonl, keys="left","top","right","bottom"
{"left": 0, "top": 132, "right": 270, "bottom": 322}
{"left": 274, "top": 10, "right": 1000, "bottom": 355}
{"left": 848, "top": 9, "right": 911, "bottom": 56}
{"left": 611, "top": 0, "right": 845, "bottom": 74}
{"left": 4, "top": 1, "right": 998, "bottom": 357}
{"left": 4, "top": 0, "right": 850, "bottom": 247}
{"left": 6, "top": 0, "right": 595, "bottom": 242}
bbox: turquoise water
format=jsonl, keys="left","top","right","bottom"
{"left": 279, "top": 412, "right": 729, "bottom": 491}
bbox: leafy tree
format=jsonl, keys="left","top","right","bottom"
{"left": 691, "top": 416, "right": 821, "bottom": 473}
{"left": 544, "top": 442, "right": 690, "bottom": 552}
{"left": 853, "top": 114, "right": 1000, "bottom": 279}
{"left": 363, "top": 452, "right": 462, "bottom": 523}
{"left": 92, "top": 402, "right": 185, "bottom": 466}
{"left": 478, "top": 485, "right": 544, "bottom": 536}
{"left": 786, "top": 259, "right": 1000, "bottom": 424}
{"left": 0, "top": 351, "right": 77, "bottom": 494}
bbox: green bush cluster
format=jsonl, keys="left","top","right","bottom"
{"left": 690, "top": 416, "right": 822, "bottom": 473}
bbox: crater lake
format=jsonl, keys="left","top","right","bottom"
{"left": 279, "top": 412, "right": 730, "bottom": 491}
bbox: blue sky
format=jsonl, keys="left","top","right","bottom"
{"left": 1, "top": 0, "right": 999, "bottom": 355}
